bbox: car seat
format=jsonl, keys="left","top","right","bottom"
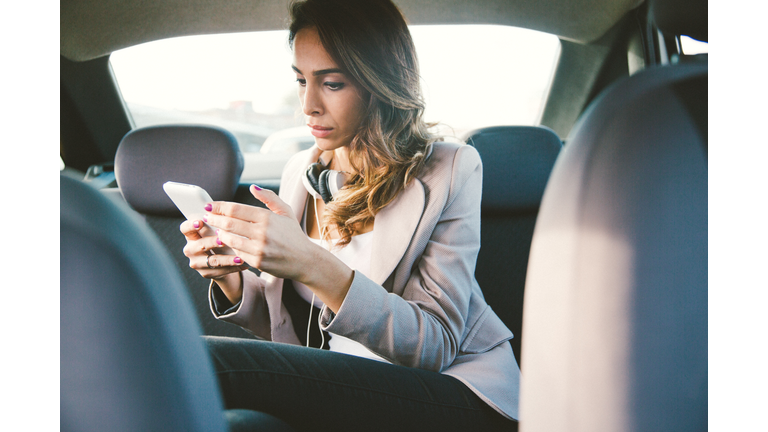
{"left": 518, "top": 0, "right": 707, "bottom": 430}
{"left": 464, "top": 126, "right": 562, "bottom": 366}
{"left": 61, "top": 174, "right": 295, "bottom": 431}
{"left": 112, "top": 124, "right": 263, "bottom": 339}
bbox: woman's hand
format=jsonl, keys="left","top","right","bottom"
{"left": 180, "top": 218, "right": 249, "bottom": 304}
{"left": 205, "top": 185, "right": 354, "bottom": 313}
{"left": 204, "top": 186, "right": 319, "bottom": 281}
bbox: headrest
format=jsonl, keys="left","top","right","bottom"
{"left": 650, "top": 0, "right": 707, "bottom": 42}
{"left": 115, "top": 125, "right": 244, "bottom": 217}
{"left": 464, "top": 126, "right": 562, "bottom": 213}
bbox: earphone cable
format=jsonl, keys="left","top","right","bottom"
{"left": 306, "top": 197, "right": 326, "bottom": 350}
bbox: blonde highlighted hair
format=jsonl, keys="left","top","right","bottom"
{"left": 289, "top": 0, "right": 437, "bottom": 247}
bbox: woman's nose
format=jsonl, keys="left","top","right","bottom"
{"left": 301, "top": 85, "right": 323, "bottom": 116}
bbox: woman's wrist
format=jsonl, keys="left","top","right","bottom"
{"left": 321, "top": 258, "right": 354, "bottom": 313}
{"left": 214, "top": 271, "right": 243, "bottom": 305}
{"left": 297, "top": 244, "right": 354, "bottom": 313}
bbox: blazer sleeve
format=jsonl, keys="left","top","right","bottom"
{"left": 208, "top": 270, "right": 272, "bottom": 340}
{"left": 319, "top": 145, "right": 485, "bottom": 372}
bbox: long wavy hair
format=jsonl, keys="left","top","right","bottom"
{"left": 288, "top": 0, "right": 437, "bottom": 247}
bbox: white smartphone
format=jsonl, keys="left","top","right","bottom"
{"left": 163, "top": 181, "right": 236, "bottom": 255}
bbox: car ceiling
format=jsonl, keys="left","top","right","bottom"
{"left": 61, "top": 0, "right": 644, "bottom": 61}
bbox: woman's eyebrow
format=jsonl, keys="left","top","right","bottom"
{"left": 292, "top": 65, "right": 344, "bottom": 76}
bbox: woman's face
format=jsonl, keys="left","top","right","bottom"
{"left": 292, "top": 27, "right": 368, "bottom": 153}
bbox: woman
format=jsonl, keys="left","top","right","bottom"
{"left": 180, "top": 0, "right": 521, "bottom": 430}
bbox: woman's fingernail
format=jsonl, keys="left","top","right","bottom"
{"left": 193, "top": 221, "right": 200, "bottom": 229}
{"left": 203, "top": 215, "right": 208, "bottom": 222}
{"left": 251, "top": 184, "right": 262, "bottom": 191}
{"left": 217, "top": 238, "right": 223, "bottom": 246}
{"left": 234, "top": 257, "right": 242, "bottom": 264}
{"left": 204, "top": 203, "right": 213, "bottom": 212}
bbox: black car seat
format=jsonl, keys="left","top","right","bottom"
{"left": 518, "top": 1, "right": 707, "bottom": 430}
{"left": 61, "top": 174, "right": 295, "bottom": 431}
{"left": 464, "top": 126, "right": 562, "bottom": 366}
{"left": 112, "top": 124, "right": 263, "bottom": 340}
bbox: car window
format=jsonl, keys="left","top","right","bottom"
{"left": 110, "top": 26, "right": 560, "bottom": 181}
{"left": 679, "top": 35, "right": 708, "bottom": 55}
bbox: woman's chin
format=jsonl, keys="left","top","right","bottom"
{"left": 315, "top": 138, "right": 347, "bottom": 152}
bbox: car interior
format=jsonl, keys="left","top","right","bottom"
{"left": 60, "top": 0, "right": 707, "bottom": 430}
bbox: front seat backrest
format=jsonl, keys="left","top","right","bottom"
{"left": 61, "top": 174, "right": 227, "bottom": 432}
{"left": 519, "top": 8, "right": 707, "bottom": 430}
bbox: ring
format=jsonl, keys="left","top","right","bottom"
{"left": 206, "top": 254, "right": 214, "bottom": 269}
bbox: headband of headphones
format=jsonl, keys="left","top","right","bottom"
{"left": 302, "top": 162, "right": 346, "bottom": 204}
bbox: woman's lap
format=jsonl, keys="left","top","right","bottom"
{"left": 203, "top": 336, "right": 516, "bottom": 432}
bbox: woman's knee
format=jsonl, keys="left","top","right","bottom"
{"left": 203, "top": 336, "right": 271, "bottom": 372}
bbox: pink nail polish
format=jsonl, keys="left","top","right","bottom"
{"left": 234, "top": 257, "right": 242, "bottom": 264}
{"left": 204, "top": 203, "right": 213, "bottom": 212}
{"left": 216, "top": 238, "right": 223, "bottom": 246}
{"left": 203, "top": 215, "right": 208, "bottom": 222}
{"left": 252, "top": 184, "right": 262, "bottom": 191}
{"left": 193, "top": 221, "right": 200, "bottom": 229}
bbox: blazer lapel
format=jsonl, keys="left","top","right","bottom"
{"left": 370, "top": 178, "right": 425, "bottom": 285}
{"left": 282, "top": 145, "right": 426, "bottom": 285}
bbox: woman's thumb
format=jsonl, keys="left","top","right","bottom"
{"left": 250, "top": 185, "right": 294, "bottom": 218}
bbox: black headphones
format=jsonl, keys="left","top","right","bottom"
{"left": 302, "top": 162, "right": 346, "bottom": 204}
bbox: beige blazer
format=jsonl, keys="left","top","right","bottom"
{"left": 210, "top": 141, "right": 521, "bottom": 420}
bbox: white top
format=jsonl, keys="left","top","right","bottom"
{"left": 293, "top": 229, "right": 390, "bottom": 363}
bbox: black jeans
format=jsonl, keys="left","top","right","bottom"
{"left": 204, "top": 336, "right": 517, "bottom": 432}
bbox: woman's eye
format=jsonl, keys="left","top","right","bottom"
{"left": 325, "top": 82, "right": 345, "bottom": 90}
{"left": 296, "top": 78, "right": 306, "bottom": 86}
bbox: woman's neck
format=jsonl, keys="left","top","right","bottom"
{"left": 323, "top": 147, "right": 354, "bottom": 174}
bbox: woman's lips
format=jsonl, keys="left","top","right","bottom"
{"left": 309, "top": 124, "right": 333, "bottom": 138}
